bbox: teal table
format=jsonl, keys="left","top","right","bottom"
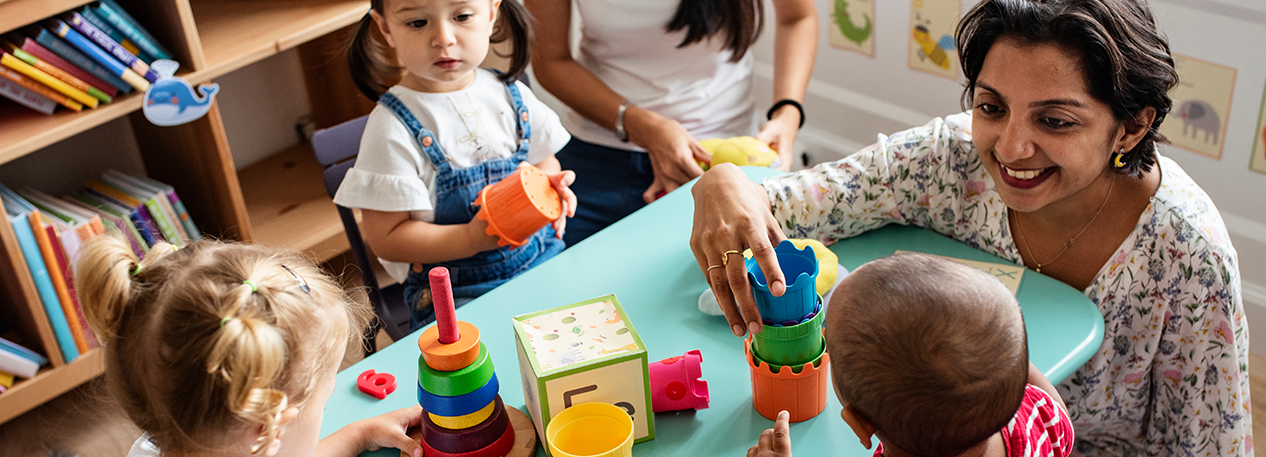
{"left": 321, "top": 167, "right": 1104, "bottom": 456}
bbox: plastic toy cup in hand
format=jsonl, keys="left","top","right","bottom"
{"left": 546, "top": 402, "right": 635, "bottom": 457}
{"left": 746, "top": 240, "right": 819, "bottom": 323}
{"left": 474, "top": 164, "right": 562, "bottom": 248}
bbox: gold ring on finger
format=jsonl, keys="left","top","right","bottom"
{"left": 721, "top": 250, "right": 742, "bottom": 266}
{"left": 707, "top": 264, "right": 724, "bottom": 272}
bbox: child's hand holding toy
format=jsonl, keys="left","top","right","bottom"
{"left": 747, "top": 410, "right": 793, "bottom": 457}
{"left": 542, "top": 166, "right": 577, "bottom": 238}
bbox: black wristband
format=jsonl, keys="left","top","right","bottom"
{"left": 767, "top": 99, "right": 805, "bottom": 129}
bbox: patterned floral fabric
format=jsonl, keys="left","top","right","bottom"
{"left": 765, "top": 112, "right": 1249, "bottom": 456}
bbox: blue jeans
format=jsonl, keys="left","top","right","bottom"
{"left": 555, "top": 138, "right": 654, "bottom": 247}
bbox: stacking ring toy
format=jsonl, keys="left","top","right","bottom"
{"left": 421, "top": 414, "right": 516, "bottom": 457}
{"left": 417, "top": 373, "right": 500, "bottom": 417}
{"left": 429, "top": 398, "right": 496, "bottom": 429}
{"left": 422, "top": 395, "right": 510, "bottom": 453}
{"left": 418, "top": 321, "right": 482, "bottom": 371}
{"left": 419, "top": 344, "right": 494, "bottom": 396}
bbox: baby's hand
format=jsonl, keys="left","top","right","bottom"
{"left": 747, "top": 410, "right": 792, "bottom": 457}
{"left": 354, "top": 405, "right": 423, "bottom": 457}
{"left": 544, "top": 169, "right": 577, "bottom": 239}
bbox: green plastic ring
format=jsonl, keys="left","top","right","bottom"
{"left": 418, "top": 343, "right": 495, "bottom": 397}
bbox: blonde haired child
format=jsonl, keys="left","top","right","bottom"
{"left": 77, "top": 237, "right": 424, "bottom": 457}
{"left": 337, "top": 0, "right": 577, "bottom": 330}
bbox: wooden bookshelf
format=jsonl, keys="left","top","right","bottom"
{"left": 190, "top": 0, "right": 366, "bottom": 80}
{"left": 0, "top": 0, "right": 373, "bottom": 426}
{"left": 238, "top": 142, "right": 348, "bottom": 260}
{"left": 0, "top": 348, "right": 104, "bottom": 424}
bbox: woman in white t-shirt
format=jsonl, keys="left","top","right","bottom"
{"left": 527, "top": 0, "right": 818, "bottom": 245}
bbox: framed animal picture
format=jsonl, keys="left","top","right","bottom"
{"left": 1160, "top": 54, "right": 1237, "bottom": 160}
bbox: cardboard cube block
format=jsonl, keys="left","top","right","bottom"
{"left": 513, "top": 294, "right": 654, "bottom": 450}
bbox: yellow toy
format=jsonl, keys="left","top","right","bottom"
{"left": 699, "top": 136, "right": 781, "bottom": 171}
{"left": 743, "top": 238, "right": 839, "bottom": 296}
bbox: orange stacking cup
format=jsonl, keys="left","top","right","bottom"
{"left": 475, "top": 164, "right": 562, "bottom": 248}
{"left": 744, "top": 334, "right": 829, "bottom": 423}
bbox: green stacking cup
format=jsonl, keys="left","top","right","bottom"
{"left": 752, "top": 299, "right": 825, "bottom": 367}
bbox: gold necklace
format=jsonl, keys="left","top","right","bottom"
{"left": 1012, "top": 173, "right": 1116, "bottom": 273}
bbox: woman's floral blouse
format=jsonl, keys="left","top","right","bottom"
{"left": 765, "top": 112, "right": 1249, "bottom": 456}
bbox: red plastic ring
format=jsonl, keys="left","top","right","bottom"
{"left": 420, "top": 413, "right": 515, "bottom": 457}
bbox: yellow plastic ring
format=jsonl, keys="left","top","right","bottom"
{"left": 428, "top": 398, "right": 496, "bottom": 429}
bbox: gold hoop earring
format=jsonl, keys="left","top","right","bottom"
{"left": 1112, "top": 148, "right": 1127, "bottom": 168}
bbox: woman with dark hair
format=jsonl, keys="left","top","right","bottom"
{"left": 690, "top": 0, "right": 1249, "bottom": 454}
{"left": 526, "top": 0, "right": 818, "bottom": 246}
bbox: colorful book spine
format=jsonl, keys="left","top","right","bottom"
{"left": 0, "top": 336, "right": 49, "bottom": 366}
{"left": 35, "top": 30, "right": 131, "bottom": 94}
{"left": 7, "top": 48, "right": 111, "bottom": 104}
{"left": 1, "top": 53, "right": 99, "bottom": 108}
{"left": 0, "top": 76, "right": 56, "bottom": 114}
{"left": 67, "top": 13, "right": 157, "bottom": 83}
{"left": 0, "top": 371, "right": 12, "bottom": 388}
{"left": 65, "top": 194, "right": 147, "bottom": 257}
{"left": 0, "top": 350, "right": 38, "bottom": 379}
{"left": 0, "top": 65, "right": 81, "bottom": 111}
{"left": 6, "top": 212, "right": 78, "bottom": 363}
{"left": 21, "top": 38, "right": 118, "bottom": 98}
{"left": 82, "top": 185, "right": 160, "bottom": 246}
{"left": 48, "top": 20, "right": 148, "bottom": 92}
{"left": 43, "top": 223, "right": 98, "bottom": 350}
{"left": 30, "top": 214, "right": 89, "bottom": 354}
{"left": 79, "top": 7, "right": 147, "bottom": 63}
{"left": 94, "top": 0, "right": 172, "bottom": 61}
{"left": 22, "top": 38, "right": 118, "bottom": 98}
{"left": 121, "top": 173, "right": 202, "bottom": 241}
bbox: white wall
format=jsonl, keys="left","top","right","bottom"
{"left": 747, "top": 0, "right": 1266, "bottom": 353}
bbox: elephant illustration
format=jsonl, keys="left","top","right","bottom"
{"left": 142, "top": 60, "right": 220, "bottom": 127}
{"left": 1177, "top": 99, "right": 1220, "bottom": 144}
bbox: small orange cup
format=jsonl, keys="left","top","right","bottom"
{"left": 475, "top": 164, "right": 562, "bottom": 248}
{"left": 744, "top": 334, "right": 830, "bottom": 423}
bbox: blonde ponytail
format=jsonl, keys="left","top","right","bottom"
{"left": 209, "top": 290, "right": 290, "bottom": 455}
{"left": 76, "top": 237, "right": 179, "bottom": 342}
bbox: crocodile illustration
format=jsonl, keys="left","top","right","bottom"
{"left": 142, "top": 60, "right": 220, "bottom": 126}
{"left": 834, "top": 0, "right": 873, "bottom": 46}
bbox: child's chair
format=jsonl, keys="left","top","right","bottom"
{"left": 312, "top": 115, "right": 413, "bottom": 355}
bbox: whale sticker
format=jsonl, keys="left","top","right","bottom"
{"left": 142, "top": 60, "right": 219, "bottom": 126}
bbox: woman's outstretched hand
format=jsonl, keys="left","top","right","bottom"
{"left": 627, "top": 107, "right": 712, "bottom": 203}
{"left": 689, "top": 164, "right": 787, "bottom": 337}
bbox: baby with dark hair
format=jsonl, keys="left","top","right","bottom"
{"left": 825, "top": 253, "right": 1072, "bottom": 457}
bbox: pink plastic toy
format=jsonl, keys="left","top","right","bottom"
{"left": 358, "top": 369, "right": 397, "bottom": 400}
{"left": 430, "top": 267, "right": 460, "bottom": 344}
{"left": 648, "top": 350, "right": 709, "bottom": 412}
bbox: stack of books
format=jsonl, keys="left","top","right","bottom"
{"left": 0, "top": 0, "right": 172, "bottom": 114}
{"left": 0, "top": 170, "right": 199, "bottom": 373}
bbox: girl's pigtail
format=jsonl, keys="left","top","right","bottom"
{"left": 208, "top": 279, "right": 289, "bottom": 455}
{"left": 348, "top": 2, "right": 402, "bottom": 101}
{"left": 76, "top": 237, "right": 176, "bottom": 342}
{"left": 491, "top": 0, "right": 534, "bottom": 82}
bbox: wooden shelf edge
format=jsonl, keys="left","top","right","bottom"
{"left": 0, "top": 0, "right": 92, "bottom": 35}
{"left": 0, "top": 348, "right": 105, "bottom": 425}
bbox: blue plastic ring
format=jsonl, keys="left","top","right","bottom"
{"left": 416, "top": 372, "right": 500, "bottom": 417}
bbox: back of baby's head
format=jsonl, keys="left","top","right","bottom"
{"left": 824, "top": 253, "right": 1027, "bottom": 457}
{"left": 75, "top": 237, "right": 370, "bottom": 455}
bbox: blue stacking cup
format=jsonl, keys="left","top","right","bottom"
{"left": 746, "top": 239, "right": 818, "bottom": 323}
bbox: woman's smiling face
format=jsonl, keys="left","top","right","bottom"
{"left": 971, "top": 38, "right": 1125, "bottom": 214}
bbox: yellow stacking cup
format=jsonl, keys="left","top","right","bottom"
{"left": 546, "top": 402, "right": 634, "bottom": 457}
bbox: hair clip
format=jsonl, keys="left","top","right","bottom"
{"left": 220, "top": 317, "right": 233, "bottom": 328}
{"left": 243, "top": 279, "right": 258, "bottom": 293}
{"left": 131, "top": 263, "right": 143, "bottom": 276}
{"left": 281, "top": 265, "right": 311, "bottom": 293}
